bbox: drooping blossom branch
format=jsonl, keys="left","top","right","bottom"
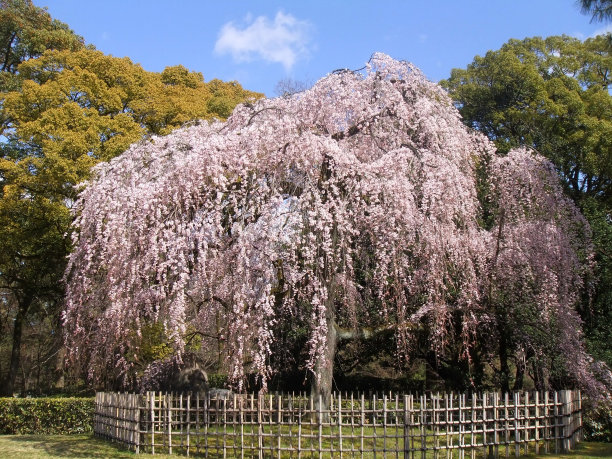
{"left": 63, "top": 54, "right": 602, "bottom": 395}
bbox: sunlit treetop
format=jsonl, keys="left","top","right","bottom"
{"left": 0, "top": 0, "right": 86, "bottom": 91}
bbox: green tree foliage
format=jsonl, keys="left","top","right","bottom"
{"left": 0, "top": 0, "right": 85, "bottom": 91}
{"left": 580, "top": 0, "right": 612, "bottom": 23}
{"left": 0, "top": 5, "right": 262, "bottom": 395}
{"left": 0, "top": 0, "right": 87, "bottom": 396}
{"left": 442, "top": 35, "right": 612, "bottom": 374}
{"left": 443, "top": 35, "right": 612, "bottom": 205}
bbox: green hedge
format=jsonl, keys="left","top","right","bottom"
{"left": 0, "top": 397, "right": 94, "bottom": 434}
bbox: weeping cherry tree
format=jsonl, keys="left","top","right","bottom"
{"left": 63, "top": 54, "right": 604, "bottom": 404}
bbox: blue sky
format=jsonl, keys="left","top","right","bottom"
{"left": 39, "top": 1, "right": 611, "bottom": 97}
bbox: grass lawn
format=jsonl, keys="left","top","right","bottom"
{"left": 530, "top": 441, "right": 612, "bottom": 458}
{"left": 0, "top": 434, "right": 609, "bottom": 458}
{"left": 0, "top": 434, "right": 174, "bottom": 458}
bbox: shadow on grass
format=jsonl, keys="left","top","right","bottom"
{"left": 5, "top": 434, "right": 136, "bottom": 458}
{"left": 568, "top": 441, "right": 612, "bottom": 458}
{"left": 2, "top": 435, "right": 611, "bottom": 458}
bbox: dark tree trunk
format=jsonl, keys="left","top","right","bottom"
{"left": 1, "top": 292, "right": 33, "bottom": 396}
{"left": 531, "top": 359, "right": 547, "bottom": 391}
{"left": 513, "top": 356, "right": 525, "bottom": 391}
{"left": 498, "top": 330, "right": 511, "bottom": 394}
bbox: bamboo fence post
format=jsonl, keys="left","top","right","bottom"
{"left": 410, "top": 394, "right": 415, "bottom": 459}
{"left": 403, "top": 395, "right": 409, "bottom": 459}
{"left": 514, "top": 392, "right": 520, "bottom": 458}
{"left": 114, "top": 393, "right": 119, "bottom": 442}
{"left": 223, "top": 393, "right": 228, "bottom": 459}
{"left": 168, "top": 393, "right": 173, "bottom": 455}
{"left": 351, "top": 392, "right": 356, "bottom": 457}
{"left": 420, "top": 394, "right": 425, "bottom": 459}
{"left": 297, "top": 394, "right": 302, "bottom": 459}
{"left": 484, "top": 393, "right": 490, "bottom": 459}
{"left": 179, "top": 393, "right": 183, "bottom": 453}
{"left": 554, "top": 391, "right": 559, "bottom": 454}
{"left": 383, "top": 394, "right": 388, "bottom": 457}
{"left": 470, "top": 393, "right": 476, "bottom": 459}
{"left": 395, "top": 393, "right": 399, "bottom": 459}
{"left": 239, "top": 394, "right": 244, "bottom": 459}
{"left": 361, "top": 393, "right": 365, "bottom": 458}
{"left": 127, "top": 393, "right": 131, "bottom": 446}
{"left": 160, "top": 391, "right": 165, "bottom": 453}
{"left": 185, "top": 393, "right": 190, "bottom": 456}
{"left": 524, "top": 392, "right": 529, "bottom": 456}
{"left": 258, "top": 393, "right": 263, "bottom": 459}
{"left": 277, "top": 394, "right": 282, "bottom": 459}
{"left": 318, "top": 394, "right": 323, "bottom": 459}
{"left": 150, "top": 392, "right": 155, "bottom": 454}
{"left": 534, "top": 392, "right": 539, "bottom": 455}
{"left": 309, "top": 394, "right": 314, "bottom": 455}
{"left": 373, "top": 393, "right": 378, "bottom": 459}
{"left": 445, "top": 393, "right": 450, "bottom": 459}
{"left": 249, "top": 393, "right": 255, "bottom": 455}
{"left": 195, "top": 392, "right": 200, "bottom": 455}
{"left": 561, "top": 390, "right": 569, "bottom": 452}
{"left": 503, "top": 393, "right": 509, "bottom": 459}
{"left": 544, "top": 391, "right": 549, "bottom": 454}
{"left": 339, "top": 393, "right": 343, "bottom": 459}
{"left": 205, "top": 391, "right": 210, "bottom": 456}
{"left": 578, "top": 390, "right": 582, "bottom": 443}
{"left": 493, "top": 392, "right": 499, "bottom": 459}
{"left": 459, "top": 394, "right": 464, "bottom": 459}
{"left": 434, "top": 393, "right": 439, "bottom": 459}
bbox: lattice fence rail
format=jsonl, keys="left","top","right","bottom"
{"left": 94, "top": 389, "right": 582, "bottom": 458}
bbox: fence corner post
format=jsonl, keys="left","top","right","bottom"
{"left": 560, "top": 390, "right": 570, "bottom": 453}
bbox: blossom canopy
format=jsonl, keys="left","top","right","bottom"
{"left": 64, "top": 53, "right": 598, "bottom": 394}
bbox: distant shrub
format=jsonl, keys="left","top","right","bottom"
{"left": 0, "top": 397, "right": 94, "bottom": 434}
{"left": 583, "top": 401, "right": 612, "bottom": 442}
{"left": 208, "top": 374, "right": 228, "bottom": 389}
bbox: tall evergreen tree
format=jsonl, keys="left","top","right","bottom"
{"left": 579, "top": 0, "right": 612, "bottom": 23}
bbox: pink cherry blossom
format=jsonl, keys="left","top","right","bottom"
{"left": 63, "top": 54, "right": 603, "bottom": 396}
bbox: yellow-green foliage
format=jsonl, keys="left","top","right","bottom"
{"left": 136, "top": 322, "right": 174, "bottom": 364}
{"left": 0, "top": 38, "right": 263, "bottom": 393}
{"left": 0, "top": 0, "right": 86, "bottom": 91}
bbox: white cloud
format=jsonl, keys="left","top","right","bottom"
{"left": 592, "top": 24, "right": 612, "bottom": 37}
{"left": 214, "top": 12, "right": 312, "bottom": 71}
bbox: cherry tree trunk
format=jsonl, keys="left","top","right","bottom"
{"left": 310, "top": 307, "right": 338, "bottom": 423}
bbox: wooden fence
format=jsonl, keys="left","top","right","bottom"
{"left": 94, "top": 389, "right": 582, "bottom": 458}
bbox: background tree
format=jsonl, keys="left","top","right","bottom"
{"left": 0, "top": 0, "right": 86, "bottom": 395}
{"left": 579, "top": 0, "right": 612, "bottom": 22}
{"left": 443, "top": 35, "right": 612, "bottom": 204}
{"left": 64, "top": 55, "right": 602, "bottom": 408}
{"left": 442, "top": 35, "right": 612, "bottom": 374}
{"left": 0, "top": 20, "right": 262, "bottom": 395}
{"left": 0, "top": 0, "right": 85, "bottom": 91}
